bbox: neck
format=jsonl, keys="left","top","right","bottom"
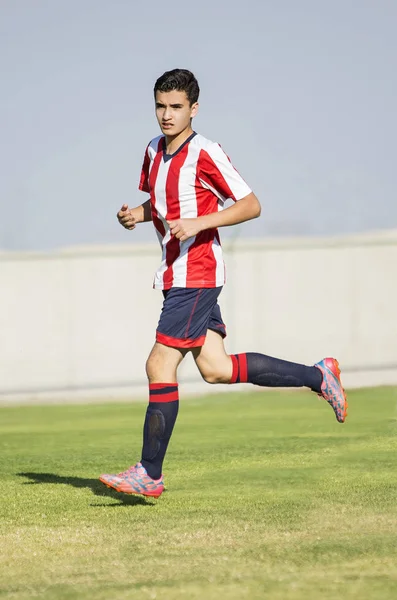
{"left": 165, "top": 126, "right": 194, "bottom": 155}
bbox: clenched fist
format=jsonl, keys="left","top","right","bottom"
{"left": 117, "top": 204, "right": 137, "bottom": 230}
{"left": 167, "top": 218, "right": 203, "bottom": 242}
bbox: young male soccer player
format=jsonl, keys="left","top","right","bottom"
{"left": 99, "top": 69, "right": 347, "bottom": 499}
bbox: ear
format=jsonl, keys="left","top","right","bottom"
{"left": 190, "top": 102, "right": 199, "bottom": 118}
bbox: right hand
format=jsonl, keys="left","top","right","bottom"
{"left": 117, "top": 204, "right": 136, "bottom": 230}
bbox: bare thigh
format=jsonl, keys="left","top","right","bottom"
{"left": 191, "top": 329, "right": 233, "bottom": 384}
{"left": 146, "top": 342, "right": 189, "bottom": 384}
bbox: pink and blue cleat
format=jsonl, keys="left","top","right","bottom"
{"left": 315, "top": 357, "right": 348, "bottom": 423}
{"left": 99, "top": 462, "right": 164, "bottom": 498}
{"left": 99, "top": 464, "right": 139, "bottom": 491}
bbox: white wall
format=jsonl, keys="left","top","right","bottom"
{"left": 1, "top": 232, "right": 397, "bottom": 403}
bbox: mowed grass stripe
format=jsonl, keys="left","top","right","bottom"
{"left": 0, "top": 387, "right": 396, "bottom": 599}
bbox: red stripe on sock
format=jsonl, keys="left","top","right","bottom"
{"left": 149, "top": 383, "right": 178, "bottom": 390}
{"left": 238, "top": 353, "right": 248, "bottom": 383}
{"left": 149, "top": 383, "right": 179, "bottom": 403}
{"left": 149, "top": 391, "right": 179, "bottom": 403}
{"left": 230, "top": 355, "right": 239, "bottom": 384}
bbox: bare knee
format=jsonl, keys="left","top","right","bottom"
{"left": 145, "top": 352, "right": 161, "bottom": 381}
{"left": 192, "top": 330, "right": 233, "bottom": 385}
{"left": 145, "top": 350, "right": 170, "bottom": 383}
{"left": 145, "top": 343, "right": 186, "bottom": 384}
{"left": 198, "top": 361, "right": 232, "bottom": 384}
{"left": 201, "top": 370, "right": 229, "bottom": 384}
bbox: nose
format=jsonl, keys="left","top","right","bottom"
{"left": 163, "top": 107, "right": 172, "bottom": 121}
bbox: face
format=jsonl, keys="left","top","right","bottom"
{"left": 155, "top": 90, "right": 198, "bottom": 137}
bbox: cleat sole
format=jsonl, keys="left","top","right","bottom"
{"left": 117, "top": 488, "right": 163, "bottom": 499}
{"left": 331, "top": 358, "right": 348, "bottom": 423}
{"left": 316, "top": 357, "right": 348, "bottom": 423}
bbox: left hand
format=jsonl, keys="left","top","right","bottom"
{"left": 167, "top": 218, "right": 203, "bottom": 242}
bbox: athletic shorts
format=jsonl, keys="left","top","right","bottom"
{"left": 156, "top": 287, "right": 226, "bottom": 348}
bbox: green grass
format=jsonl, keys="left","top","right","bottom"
{"left": 1, "top": 387, "right": 397, "bottom": 599}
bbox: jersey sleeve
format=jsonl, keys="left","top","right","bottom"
{"left": 197, "top": 143, "right": 252, "bottom": 202}
{"left": 138, "top": 145, "right": 151, "bottom": 193}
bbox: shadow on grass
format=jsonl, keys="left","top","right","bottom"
{"left": 17, "top": 472, "right": 156, "bottom": 507}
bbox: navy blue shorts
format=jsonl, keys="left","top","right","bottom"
{"left": 156, "top": 287, "right": 226, "bottom": 348}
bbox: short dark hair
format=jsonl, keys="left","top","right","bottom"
{"left": 154, "top": 69, "right": 200, "bottom": 105}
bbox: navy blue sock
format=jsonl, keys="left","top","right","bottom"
{"left": 230, "top": 353, "right": 322, "bottom": 393}
{"left": 140, "top": 383, "right": 179, "bottom": 481}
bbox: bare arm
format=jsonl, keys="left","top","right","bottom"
{"left": 117, "top": 199, "right": 152, "bottom": 230}
{"left": 200, "top": 192, "right": 261, "bottom": 229}
{"left": 168, "top": 192, "right": 261, "bottom": 242}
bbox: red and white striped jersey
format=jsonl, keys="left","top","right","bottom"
{"left": 139, "top": 132, "right": 252, "bottom": 290}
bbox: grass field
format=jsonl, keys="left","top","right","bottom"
{"left": 1, "top": 387, "right": 396, "bottom": 599}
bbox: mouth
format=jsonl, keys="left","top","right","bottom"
{"left": 162, "top": 123, "right": 173, "bottom": 129}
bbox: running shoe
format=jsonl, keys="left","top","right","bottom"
{"left": 314, "top": 357, "right": 348, "bottom": 423}
{"left": 117, "top": 462, "right": 164, "bottom": 498}
{"left": 99, "top": 464, "right": 139, "bottom": 492}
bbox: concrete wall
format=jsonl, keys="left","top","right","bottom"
{"left": 1, "top": 232, "right": 397, "bottom": 403}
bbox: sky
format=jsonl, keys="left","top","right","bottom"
{"left": 1, "top": 0, "right": 396, "bottom": 251}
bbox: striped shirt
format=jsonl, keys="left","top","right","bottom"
{"left": 139, "top": 132, "right": 252, "bottom": 290}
